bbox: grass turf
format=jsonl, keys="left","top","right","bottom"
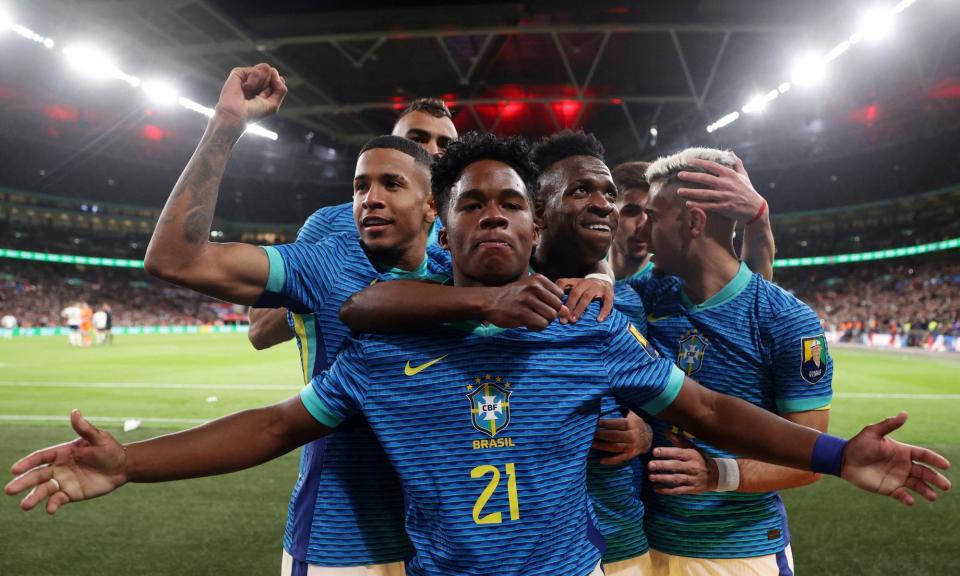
{"left": 0, "top": 335, "right": 957, "bottom": 574}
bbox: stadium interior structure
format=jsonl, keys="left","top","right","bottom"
{"left": 1, "top": 0, "right": 959, "bottom": 351}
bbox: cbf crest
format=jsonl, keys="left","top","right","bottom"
{"left": 678, "top": 330, "right": 709, "bottom": 375}
{"left": 466, "top": 376, "right": 512, "bottom": 438}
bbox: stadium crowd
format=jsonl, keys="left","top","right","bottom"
{"left": 780, "top": 260, "right": 960, "bottom": 345}
{"left": 0, "top": 260, "right": 237, "bottom": 328}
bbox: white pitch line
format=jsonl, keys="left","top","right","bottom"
{"left": 0, "top": 381, "right": 297, "bottom": 391}
{"left": 0, "top": 415, "right": 208, "bottom": 424}
{"left": 835, "top": 392, "right": 960, "bottom": 400}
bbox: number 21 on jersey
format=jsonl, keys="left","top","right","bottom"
{"left": 471, "top": 463, "right": 520, "bottom": 525}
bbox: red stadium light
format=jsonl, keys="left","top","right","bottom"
{"left": 44, "top": 105, "right": 79, "bottom": 122}
{"left": 498, "top": 100, "right": 524, "bottom": 119}
{"left": 849, "top": 103, "right": 879, "bottom": 125}
{"left": 929, "top": 79, "right": 960, "bottom": 100}
{"left": 551, "top": 99, "right": 582, "bottom": 127}
{"left": 140, "top": 124, "right": 166, "bottom": 142}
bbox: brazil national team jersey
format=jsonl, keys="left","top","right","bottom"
{"left": 256, "top": 232, "right": 449, "bottom": 566}
{"left": 299, "top": 306, "right": 686, "bottom": 576}
{"left": 582, "top": 279, "right": 652, "bottom": 563}
{"left": 638, "top": 262, "right": 833, "bottom": 558}
{"left": 295, "top": 202, "right": 357, "bottom": 243}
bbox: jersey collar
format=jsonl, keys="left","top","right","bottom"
{"left": 680, "top": 261, "right": 752, "bottom": 313}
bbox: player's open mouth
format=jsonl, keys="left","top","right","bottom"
{"left": 582, "top": 221, "right": 612, "bottom": 234}
{"left": 361, "top": 216, "right": 393, "bottom": 231}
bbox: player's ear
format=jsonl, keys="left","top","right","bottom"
{"left": 424, "top": 195, "right": 437, "bottom": 226}
{"left": 687, "top": 206, "right": 707, "bottom": 238}
{"left": 533, "top": 197, "right": 546, "bottom": 228}
{"left": 438, "top": 228, "right": 449, "bottom": 250}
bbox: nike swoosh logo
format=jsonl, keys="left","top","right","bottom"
{"left": 404, "top": 355, "right": 448, "bottom": 376}
{"left": 647, "top": 313, "right": 674, "bottom": 323}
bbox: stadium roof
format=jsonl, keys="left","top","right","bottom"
{"left": 3, "top": 1, "right": 958, "bottom": 161}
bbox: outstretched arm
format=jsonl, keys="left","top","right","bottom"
{"left": 657, "top": 379, "right": 950, "bottom": 505}
{"left": 5, "top": 397, "right": 330, "bottom": 514}
{"left": 248, "top": 307, "right": 294, "bottom": 350}
{"left": 340, "top": 274, "right": 566, "bottom": 333}
{"left": 675, "top": 154, "right": 775, "bottom": 280}
{"left": 144, "top": 63, "right": 288, "bottom": 305}
{"left": 649, "top": 409, "right": 828, "bottom": 494}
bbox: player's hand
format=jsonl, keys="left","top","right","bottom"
{"left": 5, "top": 410, "right": 128, "bottom": 514}
{"left": 675, "top": 154, "right": 764, "bottom": 224}
{"left": 555, "top": 277, "right": 614, "bottom": 324}
{"left": 592, "top": 411, "right": 652, "bottom": 465}
{"left": 213, "top": 63, "right": 288, "bottom": 134}
{"left": 647, "top": 431, "right": 719, "bottom": 494}
{"left": 841, "top": 412, "right": 951, "bottom": 506}
{"left": 481, "top": 274, "right": 564, "bottom": 331}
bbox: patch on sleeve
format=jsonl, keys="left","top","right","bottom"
{"left": 629, "top": 323, "right": 659, "bottom": 359}
{"left": 800, "top": 335, "right": 828, "bottom": 384}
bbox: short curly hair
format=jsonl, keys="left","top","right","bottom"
{"left": 530, "top": 130, "right": 605, "bottom": 173}
{"left": 399, "top": 97, "right": 453, "bottom": 120}
{"left": 431, "top": 131, "right": 539, "bottom": 219}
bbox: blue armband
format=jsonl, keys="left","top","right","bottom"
{"left": 811, "top": 433, "right": 847, "bottom": 477}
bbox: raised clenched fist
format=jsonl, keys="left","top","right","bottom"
{"left": 214, "top": 63, "right": 288, "bottom": 134}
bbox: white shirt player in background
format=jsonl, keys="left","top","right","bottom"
{"left": 61, "top": 304, "right": 82, "bottom": 347}
{"left": 93, "top": 310, "right": 108, "bottom": 346}
{"left": 0, "top": 313, "right": 16, "bottom": 338}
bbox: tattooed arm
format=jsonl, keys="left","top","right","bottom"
{"left": 144, "top": 64, "right": 288, "bottom": 305}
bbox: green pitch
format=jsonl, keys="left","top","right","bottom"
{"left": 0, "top": 335, "right": 957, "bottom": 575}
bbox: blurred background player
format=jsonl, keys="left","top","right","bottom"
{"left": 637, "top": 148, "right": 832, "bottom": 576}
{"left": 60, "top": 301, "right": 82, "bottom": 347}
{"left": 93, "top": 305, "right": 112, "bottom": 346}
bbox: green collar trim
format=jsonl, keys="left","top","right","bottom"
{"left": 680, "top": 262, "right": 752, "bottom": 313}
{"left": 448, "top": 321, "right": 507, "bottom": 337}
{"left": 628, "top": 261, "right": 654, "bottom": 282}
{"left": 385, "top": 255, "right": 428, "bottom": 279}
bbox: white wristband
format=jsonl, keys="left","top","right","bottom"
{"left": 584, "top": 272, "right": 614, "bottom": 286}
{"left": 714, "top": 458, "right": 740, "bottom": 492}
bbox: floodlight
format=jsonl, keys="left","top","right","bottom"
{"left": 142, "top": 80, "right": 179, "bottom": 106}
{"left": 62, "top": 43, "right": 137, "bottom": 85}
{"left": 178, "top": 97, "right": 215, "bottom": 118}
{"left": 857, "top": 7, "right": 895, "bottom": 42}
{"left": 0, "top": 8, "right": 11, "bottom": 32}
{"left": 63, "top": 44, "right": 117, "bottom": 78}
{"left": 742, "top": 90, "right": 779, "bottom": 114}
{"left": 791, "top": 54, "right": 827, "bottom": 87}
{"left": 245, "top": 123, "right": 279, "bottom": 141}
{"left": 649, "top": 127, "right": 658, "bottom": 137}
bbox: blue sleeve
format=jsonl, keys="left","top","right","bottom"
{"left": 299, "top": 339, "right": 368, "bottom": 427}
{"left": 768, "top": 305, "right": 833, "bottom": 413}
{"left": 296, "top": 203, "right": 354, "bottom": 244}
{"left": 603, "top": 312, "right": 686, "bottom": 416}
{"left": 253, "top": 237, "right": 343, "bottom": 313}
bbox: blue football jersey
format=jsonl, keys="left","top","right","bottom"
{"left": 256, "top": 233, "right": 448, "bottom": 566}
{"left": 582, "top": 279, "right": 653, "bottom": 563}
{"left": 300, "top": 306, "right": 686, "bottom": 576}
{"left": 639, "top": 262, "right": 833, "bottom": 558}
{"left": 295, "top": 202, "right": 357, "bottom": 244}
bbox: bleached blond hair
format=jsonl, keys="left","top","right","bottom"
{"left": 644, "top": 147, "right": 735, "bottom": 185}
